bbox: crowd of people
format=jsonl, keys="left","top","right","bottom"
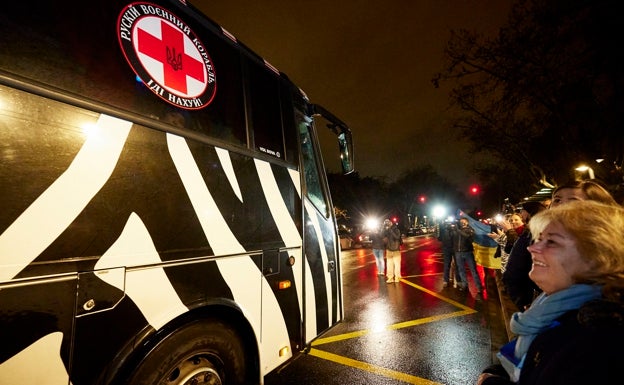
{"left": 365, "top": 179, "right": 624, "bottom": 384}
{"left": 477, "top": 180, "right": 624, "bottom": 384}
{"left": 435, "top": 179, "right": 624, "bottom": 384}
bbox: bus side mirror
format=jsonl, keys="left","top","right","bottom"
{"left": 338, "top": 131, "right": 354, "bottom": 175}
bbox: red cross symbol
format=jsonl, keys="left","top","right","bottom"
{"left": 136, "top": 20, "right": 205, "bottom": 95}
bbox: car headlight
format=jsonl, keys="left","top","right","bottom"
{"left": 364, "top": 217, "right": 379, "bottom": 230}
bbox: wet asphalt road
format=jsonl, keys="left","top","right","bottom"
{"left": 265, "top": 234, "right": 509, "bottom": 385}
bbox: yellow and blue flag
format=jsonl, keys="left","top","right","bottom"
{"left": 458, "top": 210, "right": 501, "bottom": 269}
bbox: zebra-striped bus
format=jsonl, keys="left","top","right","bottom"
{"left": 0, "top": 1, "right": 354, "bottom": 384}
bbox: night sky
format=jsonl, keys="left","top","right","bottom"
{"left": 192, "top": 0, "right": 511, "bottom": 188}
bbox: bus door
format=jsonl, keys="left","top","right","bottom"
{"left": 297, "top": 110, "right": 343, "bottom": 344}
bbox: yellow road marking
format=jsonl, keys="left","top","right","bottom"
{"left": 388, "top": 308, "right": 476, "bottom": 330}
{"left": 312, "top": 328, "right": 369, "bottom": 345}
{"left": 312, "top": 308, "right": 475, "bottom": 346}
{"left": 400, "top": 279, "right": 475, "bottom": 311}
{"left": 314, "top": 279, "right": 475, "bottom": 346}
{"left": 308, "top": 276, "right": 480, "bottom": 384}
{"left": 308, "top": 348, "right": 444, "bottom": 385}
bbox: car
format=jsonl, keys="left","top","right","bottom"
{"left": 406, "top": 227, "right": 422, "bottom": 236}
{"left": 339, "top": 235, "right": 353, "bottom": 250}
{"left": 338, "top": 224, "right": 354, "bottom": 250}
{"left": 353, "top": 231, "right": 372, "bottom": 248}
{"left": 345, "top": 216, "right": 380, "bottom": 248}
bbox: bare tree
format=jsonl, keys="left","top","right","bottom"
{"left": 434, "top": 0, "right": 623, "bottom": 193}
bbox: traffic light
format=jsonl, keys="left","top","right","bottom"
{"left": 418, "top": 195, "right": 426, "bottom": 203}
{"left": 469, "top": 185, "right": 480, "bottom": 195}
{"left": 391, "top": 216, "right": 398, "bottom": 223}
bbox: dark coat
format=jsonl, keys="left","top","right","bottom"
{"left": 502, "top": 229, "right": 542, "bottom": 311}
{"left": 481, "top": 298, "right": 624, "bottom": 385}
{"left": 437, "top": 224, "right": 454, "bottom": 252}
{"left": 503, "top": 227, "right": 521, "bottom": 254}
{"left": 383, "top": 225, "right": 401, "bottom": 251}
{"left": 450, "top": 223, "right": 474, "bottom": 252}
{"left": 370, "top": 230, "right": 385, "bottom": 249}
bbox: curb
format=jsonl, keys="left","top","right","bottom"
{"left": 494, "top": 270, "right": 516, "bottom": 341}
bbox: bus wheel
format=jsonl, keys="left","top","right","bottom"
{"left": 125, "top": 319, "right": 248, "bottom": 385}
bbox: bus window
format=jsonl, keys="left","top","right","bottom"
{"left": 298, "top": 114, "right": 329, "bottom": 217}
{"left": 279, "top": 84, "right": 299, "bottom": 165}
{"left": 247, "top": 59, "right": 286, "bottom": 160}
{"left": 310, "top": 104, "right": 355, "bottom": 176}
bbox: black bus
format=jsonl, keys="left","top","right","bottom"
{"left": 0, "top": 1, "right": 354, "bottom": 384}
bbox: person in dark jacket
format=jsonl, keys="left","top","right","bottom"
{"left": 502, "top": 201, "right": 546, "bottom": 311}
{"left": 450, "top": 217, "right": 483, "bottom": 293}
{"left": 477, "top": 200, "right": 624, "bottom": 385}
{"left": 383, "top": 219, "right": 402, "bottom": 283}
{"left": 437, "top": 222, "right": 459, "bottom": 288}
{"left": 370, "top": 226, "right": 385, "bottom": 276}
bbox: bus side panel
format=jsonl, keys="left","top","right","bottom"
{"left": 0, "top": 93, "right": 302, "bottom": 382}
{"left": 255, "top": 162, "right": 304, "bottom": 370}
{"left": 0, "top": 279, "right": 76, "bottom": 384}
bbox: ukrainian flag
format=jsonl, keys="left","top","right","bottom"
{"left": 458, "top": 210, "right": 501, "bottom": 269}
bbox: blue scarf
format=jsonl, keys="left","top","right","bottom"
{"left": 498, "top": 284, "right": 602, "bottom": 381}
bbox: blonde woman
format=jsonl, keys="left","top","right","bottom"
{"left": 477, "top": 200, "right": 624, "bottom": 384}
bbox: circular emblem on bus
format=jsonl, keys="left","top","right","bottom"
{"left": 117, "top": 2, "right": 216, "bottom": 109}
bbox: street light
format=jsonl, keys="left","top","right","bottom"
{"left": 575, "top": 165, "right": 595, "bottom": 179}
{"left": 431, "top": 205, "right": 446, "bottom": 227}
{"left": 432, "top": 205, "right": 446, "bottom": 219}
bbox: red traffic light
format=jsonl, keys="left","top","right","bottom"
{"left": 469, "top": 185, "right": 480, "bottom": 195}
{"left": 418, "top": 195, "right": 426, "bottom": 203}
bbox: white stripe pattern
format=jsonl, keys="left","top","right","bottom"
{"left": 95, "top": 213, "right": 189, "bottom": 330}
{"left": 167, "top": 134, "right": 291, "bottom": 374}
{"left": 0, "top": 114, "right": 131, "bottom": 281}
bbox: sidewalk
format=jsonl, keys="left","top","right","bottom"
{"left": 494, "top": 270, "right": 517, "bottom": 341}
